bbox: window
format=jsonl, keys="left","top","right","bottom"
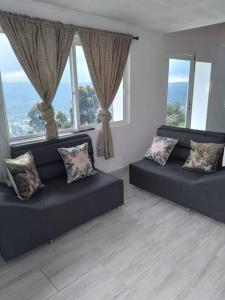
{"left": 166, "top": 58, "right": 190, "bottom": 128}
{"left": 166, "top": 55, "right": 212, "bottom": 130}
{"left": 0, "top": 33, "right": 128, "bottom": 140}
{"left": 74, "top": 43, "right": 125, "bottom": 127}
{"left": 190, "top": 61, "right": 211, "bottom": 130}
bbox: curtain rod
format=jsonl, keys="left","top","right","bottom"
{"left": 0, "top": 10, "right": 139, "bottom": 40}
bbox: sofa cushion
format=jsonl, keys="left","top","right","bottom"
{"left": 0, "top": 170, "right": 124, "bottom": 260}
{"left": 0, "top": 170, "right": 120, "bottom": 211}
{"left": 129, "top": 159, "right": 211, "bottom": 212}
{"left": 157, "top": 126, "right": 225, "bottom": 168}
{"left": 132, "top": 159, "right": 205, "bottom": 186}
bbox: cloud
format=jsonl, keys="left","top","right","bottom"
{"left": 1, "top": 70, "right": 29, "bottom": 82}
{"left": 169, "top": 75, "right": 189, "bottom": 83}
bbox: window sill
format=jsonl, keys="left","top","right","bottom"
{"left": 9, "top": 120, "right": 129, "bottom": 146}
{"left": 9, "top": 127, "right": 95, "bottom": 146}
{"left": 111, "top": 120, "right": 129, "bottom": 128}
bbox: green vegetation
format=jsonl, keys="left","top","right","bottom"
{"left": 27, "top": 104, "right": 45, "bottom": 134}
{"left": 79, "top": 85, "right": 99, "bottom": 125}
{"left": 166, "top": 101, "right": 185, "bottom": 128}
{"left": 27, "top": 85, "right": 100, "bottom": 133}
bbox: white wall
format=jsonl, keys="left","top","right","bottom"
{"left": 0, "top": 0, "right": 165, "bottom": 172}
{"left": 164, "top": 23, "right": 225, "bottom": 133}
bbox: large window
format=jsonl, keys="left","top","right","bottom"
{"left": 0, "top": 33, "right": 128, "bottom": 140}
{"left": 166, "top": 58, "right": 190, "bottom": 128}
{"left": 166, "top": 55, "right": 212, "bottom": 130}
{"left": 75, "top": 44, "right": 124, "bottom": 127}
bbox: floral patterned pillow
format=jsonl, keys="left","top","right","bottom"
{"left": 183, "top": 140, "right": 224, "bottom": 173}
{"left": 58, "top": 143, "right": 96, "bottom": 184}
{"left": 5, "top": 151, "right": 43, "bottom": 200}
{"left": 145, "top": 136, "right": 178, "bottom": 166}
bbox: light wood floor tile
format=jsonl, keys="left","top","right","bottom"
{"left": 0, "top": 244, "right": 56, "bottom": 290}
{"left": 1, "top": 169, "right": 225, "bottom": 299}
{"left": 0, "top": 270, "right": 57, "bottom": 300}
{"left": 48, "top": 264, "right": 125, "bottom": 300}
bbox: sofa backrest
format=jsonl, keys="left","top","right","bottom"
{"left": 10, "top": 134, "right": 94, "bottom": 181}
{"left": 157, "top": 125, "right": 225, "bottom": 168}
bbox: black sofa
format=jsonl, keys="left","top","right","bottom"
{"left": 0, "top": 134, "right": 124, "bottom": 261}
{"left": 130, "top": 125, "right": 225, "bottom": 223}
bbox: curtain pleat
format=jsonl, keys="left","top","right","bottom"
{"left": 78, "top": 28, "right": 132, "bottom": 159}
{"left": 0, "top": 11, "right": 76, "bottom": 140}
{"left": 0, "top": 72, "right": 10, "bottom": 183}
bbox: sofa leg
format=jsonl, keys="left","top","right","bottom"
{"left": 49, "top": 239, "right": 61, "bottom": 257}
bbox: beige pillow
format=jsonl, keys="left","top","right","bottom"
{"left": 183, "top": 140, "right": 224, "bottom": 173}
{"left": 5, "top": 151, "right": 43, "bottom": 200}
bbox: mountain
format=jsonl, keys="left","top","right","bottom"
{"left": 3, "top": 81, "right": 188, "bottom": 119}
{"left": 3, "top": 82, "right": 75, "bottom": 118}
{"left": 167, "top": 82, "right": 188, "bottom": 107}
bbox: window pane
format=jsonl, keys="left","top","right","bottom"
{"left": 191, "top": 62, "right": 211, "bottom": 130}
{"left": 76, "top": 45, "right": 124, "bottom": 126}
{"left": 53, "top": 60, "right": 73, "bottom": 130}
{"left": 166, "top": 58, "right": 190, "bottom": 128}
{"left": 0, "top": 33, "right": 73, "bottom": 138}
{"left": 0, "top": 33, "right": 42, "bottom": 138}
{"left": 76, "top": 45, "right": 99, "bottom": 126}
{"left": 111, "top": 80, "right": 123, "bottom": 122}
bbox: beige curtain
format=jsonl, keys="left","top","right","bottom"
{"left": 79, "top": 28, "right": 132, "bottom": 159}
{"left": 0, "top": 73, "right": 10, "bottom": 183}
{"left": 0, "top": 11, "right": 76, "bottom": 140}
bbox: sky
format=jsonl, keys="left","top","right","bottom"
{"left": 168, "top": 58, "right": 190, "bottom": 83}
{"left": 0, "top": 33, "right": 92, "bottom": 84}
{"left": 0, "top": 33, "right": 190, "bottom": 85}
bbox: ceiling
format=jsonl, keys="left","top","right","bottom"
{"left": 32, "top": 0, "right": 225, "bottom": 32}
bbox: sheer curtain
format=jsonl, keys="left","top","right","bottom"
{"left": 0, "top": 73, "right": 9, "bottom": 183}
{"left": 0, "top": 11, "right": 76, "bottom": 140}
{"left": 79, "top": 28, "right": 132, "bottom": 159}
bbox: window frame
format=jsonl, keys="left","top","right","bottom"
{"left": 164, "top": 51, "right": 213, "bottom": 129}
{"left": 0, "top": 32, "right": 129, "bottom": 143}
{"left": 71, "top": 35, "right": 130, "bottom": 130}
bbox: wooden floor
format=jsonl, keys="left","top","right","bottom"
{"left": 1, "top": 169, "right": 225, "bottom": 299}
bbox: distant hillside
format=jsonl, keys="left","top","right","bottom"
{"left": 167, "top": 82, "right": 188, "bottom": 107}
{"left": 2, "top": 82, "right": 75, "bottom": 118}
{"left": 2, "top": 81, "right": 189, "bottom": 118}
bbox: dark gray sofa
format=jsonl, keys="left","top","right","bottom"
{"left": 129, "top": 125, "right": 225, "bottom": 223}
{"left": 0, "top": 134, "right": 124, "bottom": 261}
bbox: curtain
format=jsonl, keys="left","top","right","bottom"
{"left": 78, "top": 28, "right": 132, "bottom": 159}
{"left": 0, "top": 73, "right": 10, "bottom": 183}
{"left": 0, "top": 11, "right": 76, "bottom": 140}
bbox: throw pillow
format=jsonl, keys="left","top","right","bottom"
{"left": 144, "top": 136, "right": 178, "bottom": 166}
{"left": 183, "top": 140, "right": 225, "bottom": 173}
{"left": 5, "top": 151, "right": 43, "bottom": 200}
{"left": 58, "top": 142, "right": 96, "bottom": 183}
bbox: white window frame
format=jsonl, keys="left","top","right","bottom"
{"left": 71, "top": 35, "right": 130, "bottom": 130}
{"left": 0, "top": 32, "right": 129, "bottom": 143}
{"left": 165, "top": 52, "right": 213, "bottom": 128}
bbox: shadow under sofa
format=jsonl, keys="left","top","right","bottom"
{"left": 129, "top": 125, "right": 225, "bottom": 224}
{"left": 0, "top": 134, "right": 124, "bottom": 261}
